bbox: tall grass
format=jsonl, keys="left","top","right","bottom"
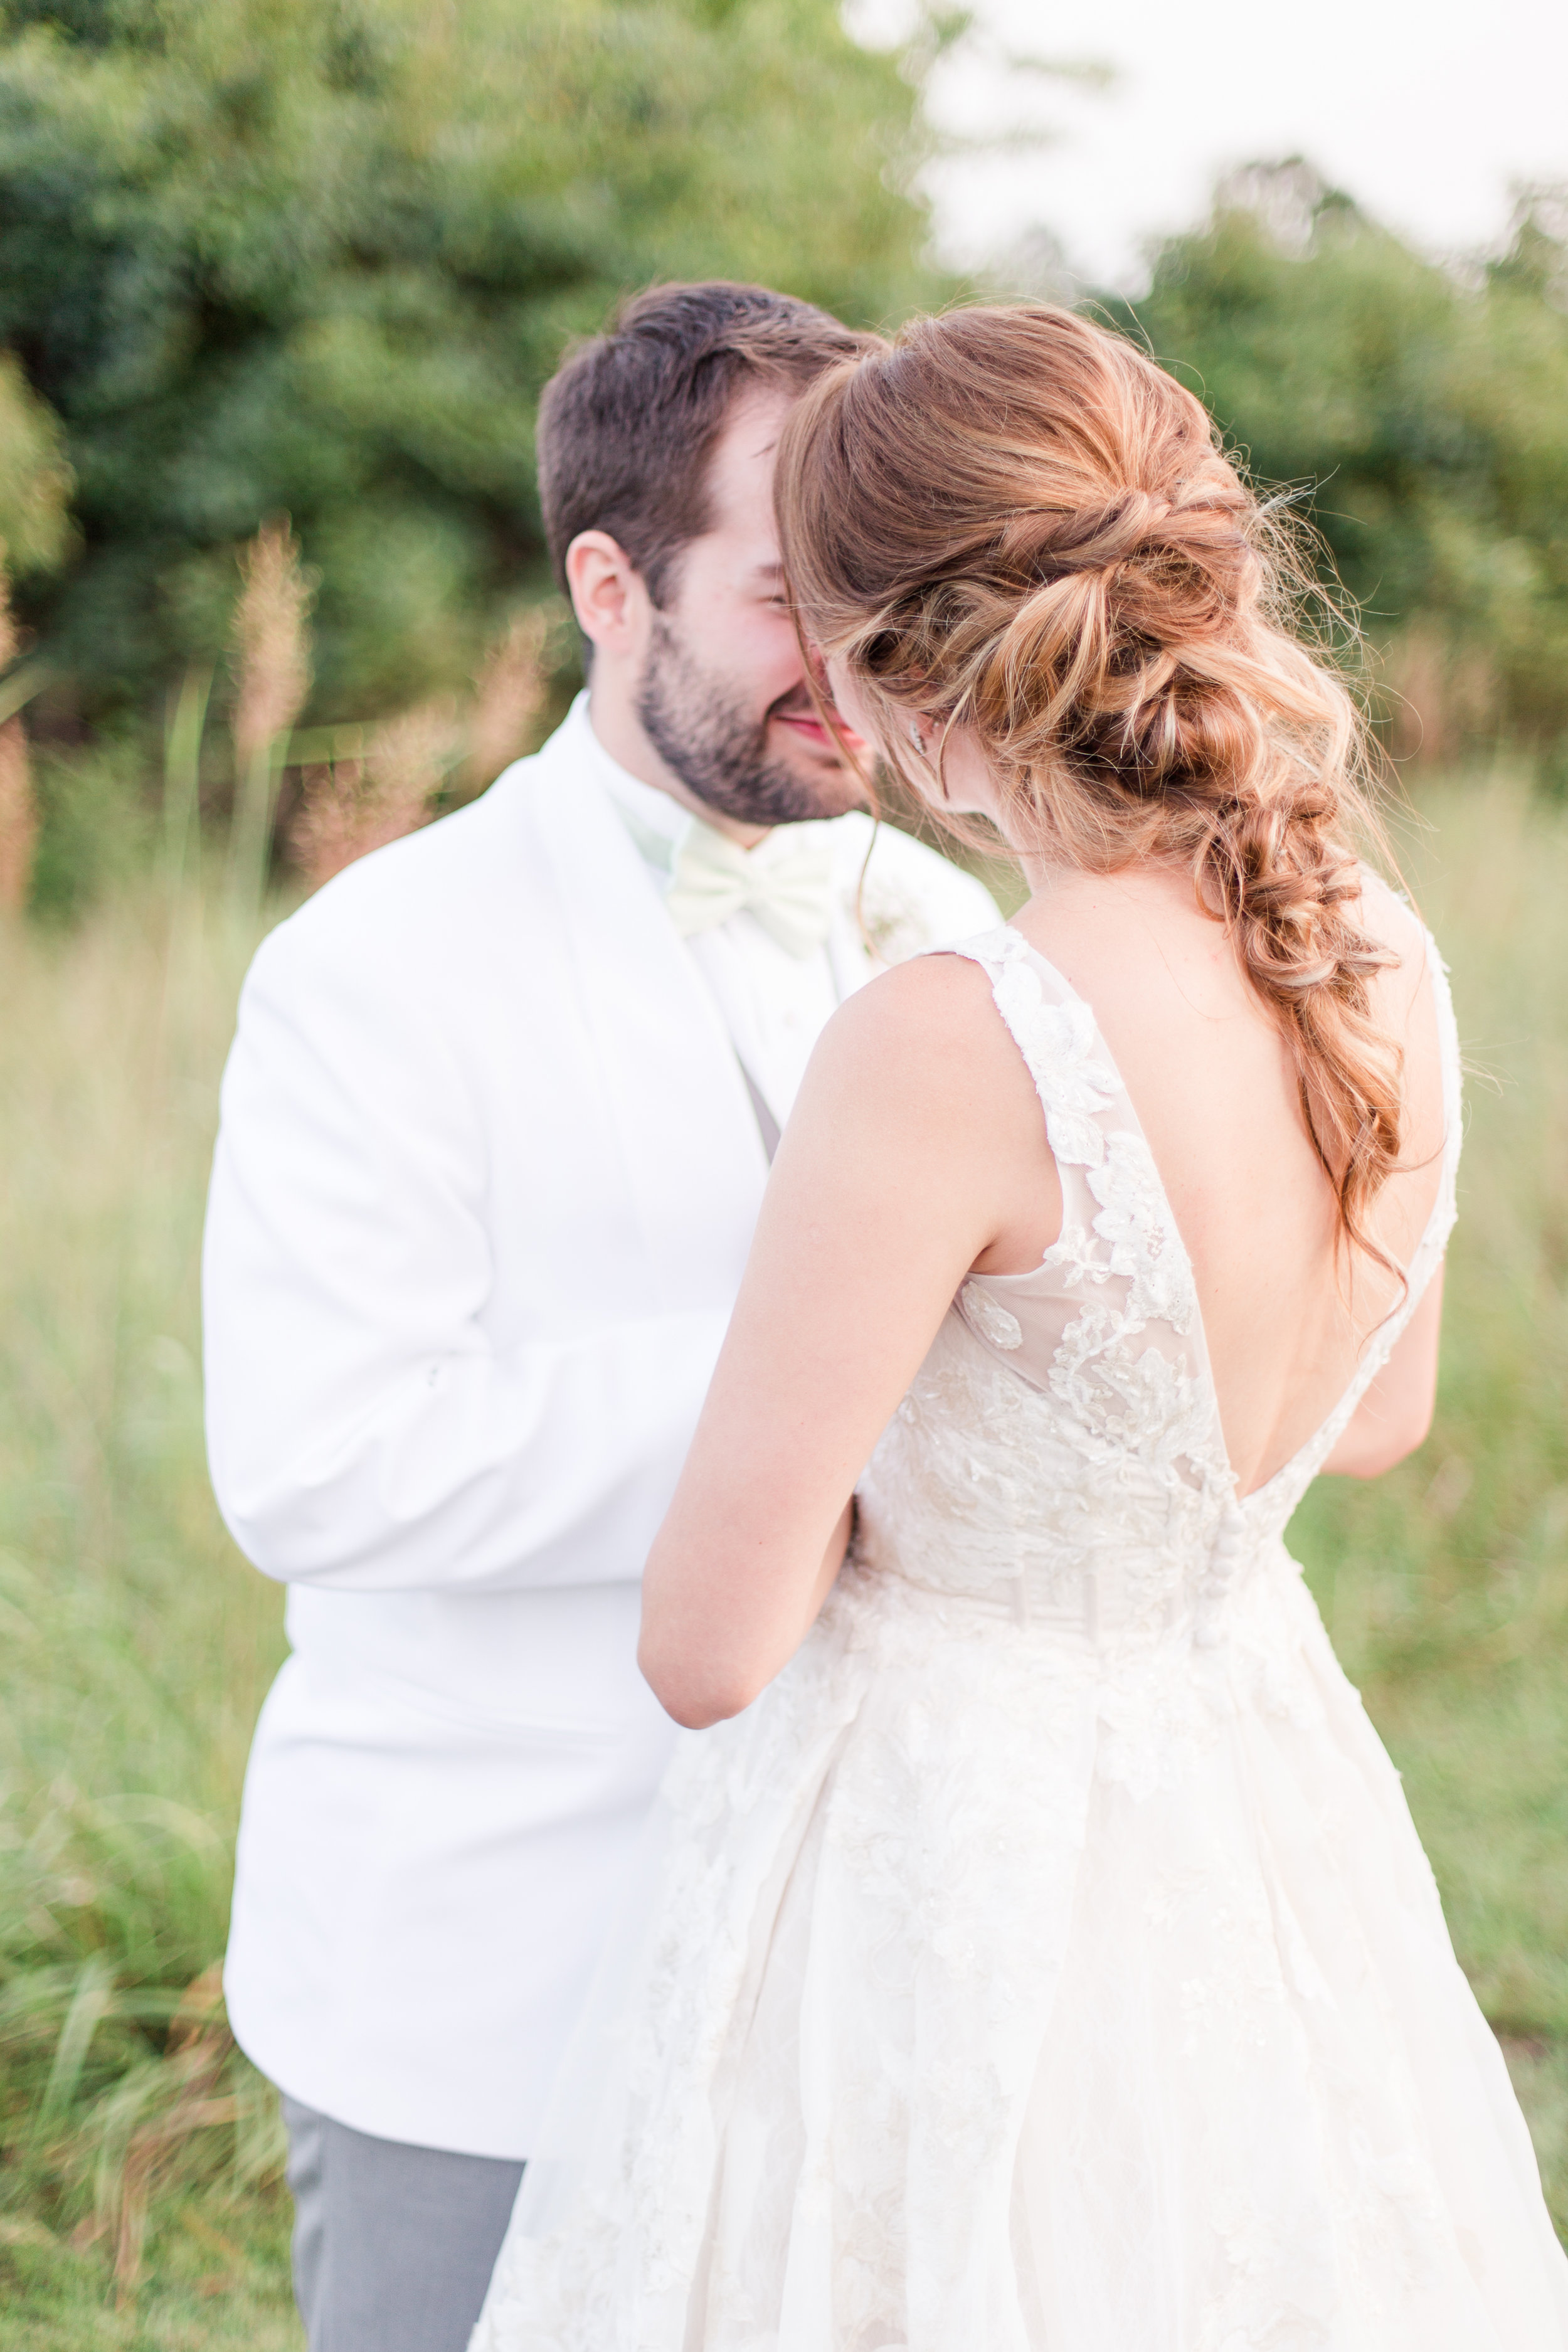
{"left": 0, "top": 766, "right": 1564, "bottom": 2338}
{"left": 0, "top": 542, "right": 556, "bottom": 2339}
{"left": 1295, "top": 766, "right": 1568, "bottom": 2215}
{"left": 0, "top": 881, "right": 299, "bottom": 2339}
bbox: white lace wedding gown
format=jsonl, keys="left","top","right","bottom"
{"left": 474, "top": 924, "right": 1568, "bottom": 2351}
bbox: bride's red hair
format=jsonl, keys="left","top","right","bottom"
{"left": 776, "top": 303, "right": 1404, "bottom": 1262}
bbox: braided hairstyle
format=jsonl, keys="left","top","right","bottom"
{"left": 776, "top": 304, "right": 1404, "bottom": 1260}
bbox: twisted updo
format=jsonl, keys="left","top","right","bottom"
{"left": 776, "top": 304, "right": 1404, "bottom": 1258}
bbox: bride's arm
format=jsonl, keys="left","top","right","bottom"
{"left": 1320, "top": 1268, "right": 1444, "bottom": 1478}
{"left": 638, "top": 954, "right": 1054, "bottom": 1730}
{"left": 1322, "top": 881, "right": 1449, "bottom": 1482}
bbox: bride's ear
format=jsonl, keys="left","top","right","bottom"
{"left": 923, "top": 718, "right": 1007, "bottom": 822}
{"left": 898, "top": 700, "right": 958, "bottom": 805}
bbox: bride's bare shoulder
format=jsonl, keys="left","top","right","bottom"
{"left": 1358, "top": 865, "right": 1428, "bottom": 967}
{"left": 1357, "top": 867, "right": 1441, "bottom": 1038}
{"left": 800, "top": 946, "right": 1038, "bottom": 1140}
{"left": 784, "top": 946, "right": 1057, "bottom": 1263}
{"left": 823, "top": 945, "right": 1009, "bottom": 1064}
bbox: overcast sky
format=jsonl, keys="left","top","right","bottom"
{"left": 852, "top": 0, "right": 1568, "bottom": 289}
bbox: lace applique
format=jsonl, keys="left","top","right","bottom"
{"left": 959, "top": 1281, "right": 1022, "bottom": 1350}
{"left": 1087, "top": 1130, "right": 1197, "bottom": 1330}
{"left": 1051, "top": 1322, "right": 1218, "bottom": 1482}
{"left": 1039, "top": 1219, "right": 1100, "bottom": 1288}
{"left": 983, "top": 931, "right": 1119, "bottom": 1170}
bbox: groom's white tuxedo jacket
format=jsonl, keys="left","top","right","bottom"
{"left": 206, "top": 701, "right": 996, "bottom": 2159}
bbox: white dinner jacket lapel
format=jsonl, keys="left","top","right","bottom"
{"left": 526, "top": 724, "right": 770, "bottom": 1314}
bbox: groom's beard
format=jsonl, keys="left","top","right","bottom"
{"left": 635, "top": 615, "right": 864, "bottom": 828}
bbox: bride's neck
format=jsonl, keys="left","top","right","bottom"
{"left": 1012, "top": 851, "right": 1191, "bottom": 916}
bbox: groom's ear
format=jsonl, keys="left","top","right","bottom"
{"left": 565, "top": 530, "right": 653, "bottom": 665}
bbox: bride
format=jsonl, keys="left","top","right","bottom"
{"left": 474, "top": 304, "right": 1568, "bottom": 2349}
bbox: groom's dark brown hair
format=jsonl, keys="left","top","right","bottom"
{"left": 537, "top": 281, "right": 873, "bottom": 607}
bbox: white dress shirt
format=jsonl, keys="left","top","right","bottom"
{"left": 580, "top": 710, "right": 844, "bottom": 1125}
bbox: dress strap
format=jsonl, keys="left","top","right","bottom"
{"left": 935, "top": 928, "right": 1121, "bottom": 1177}
{"left": 1420, "top": 922, "right": 1463, "bottom": 1269}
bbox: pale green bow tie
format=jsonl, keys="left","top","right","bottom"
{"left": 663, "top": 818, "right": 837, "bottom": 960}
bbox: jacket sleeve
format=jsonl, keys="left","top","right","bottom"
{"left": 201, "top": 917, "right": 728, "bottom": 1595}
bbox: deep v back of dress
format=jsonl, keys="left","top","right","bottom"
{"left": 856, "top": 924, "right": 1456, "bottom": 1661}
{"left": 474, "top": 924, "right": 1568, "bottom": 2352}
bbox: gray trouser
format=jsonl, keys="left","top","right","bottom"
{"left": 281, "top": 2094, "right": 524, "bottom": 2352}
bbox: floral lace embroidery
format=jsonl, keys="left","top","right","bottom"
{"left": 959, "top": 1281, "right": 1023, "bottom": 1350}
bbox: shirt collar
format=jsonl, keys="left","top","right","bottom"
{"left": 569, "top": 691, "right": 695, "bottom": 891}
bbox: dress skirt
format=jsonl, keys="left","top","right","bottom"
{"left": 473, "top": 1546, "right": 1568, "bottom": 2351}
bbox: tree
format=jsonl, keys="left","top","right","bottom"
{"left": 1107, "top": 165, "right": 1568, "bottom": 768}
{"left": 0, "top": 0, "right": 941, "bottom": 719}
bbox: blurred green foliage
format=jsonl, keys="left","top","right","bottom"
{"left": 1110, "top": 165, "right": 1568, "bottom": 769}
{"left": 0, "top": 0, "right": 939, "bottom": 719}
{"left": 3, "top": 8, "right": 1567, "bottom": 788}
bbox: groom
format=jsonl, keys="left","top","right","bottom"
{"left": 204, "top": 280, "right": 996, "bottom": 2352}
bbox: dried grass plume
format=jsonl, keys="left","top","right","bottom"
{"left": 0, "top": 546, "right": 36, "bottom": 914}
{"left": 289, "top": 699, "right": 458, "bottom": 893}
{"left": 463, "top": 605, "right": 553, "bottom": 793}
{"left": 231, "top": 519, "right": 312, "bottom": 771}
